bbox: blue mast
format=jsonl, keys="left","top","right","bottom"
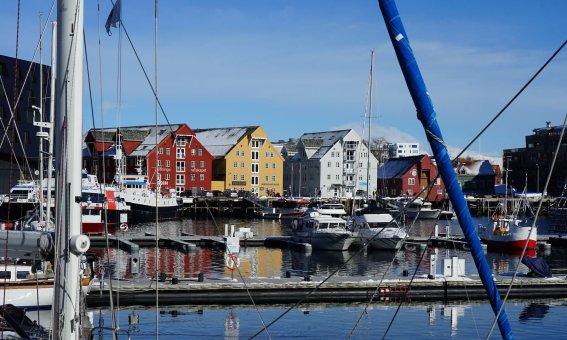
{"left": 377, "top": 1, "right": 513, "bottom": 338}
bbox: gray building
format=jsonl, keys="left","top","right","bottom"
{"left": 284, "top": 129, "right": 379, "bottom": 199}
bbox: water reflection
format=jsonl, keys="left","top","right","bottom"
{"left": 89, "top": 216, "right": 560, "bottom": 281}
{"left": 519, "top": 303, "right": 549, "bottom": 322}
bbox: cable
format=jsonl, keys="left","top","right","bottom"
{"left": 486, "top": 113, "right": 567, "bottom": 339}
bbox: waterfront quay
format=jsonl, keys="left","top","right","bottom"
{"left": 86, "top": 274, "right": 567, "bottom": 307}
{"left": 180, "top": 195, "right": 557, "bottom": 217}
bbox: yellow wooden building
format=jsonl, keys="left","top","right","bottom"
{"left": 194, "top": 126, "right": 284, "bottom": 196}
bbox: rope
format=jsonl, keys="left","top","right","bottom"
{"left": 486, "top": 113, "right": 567, "bottom": 339}
{"left": 202, "top": 199, "right": 273, "bottom": 339}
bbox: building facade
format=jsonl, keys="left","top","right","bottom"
{"left": 389, "top": 142, "right": 420, "bottom": 158}
{"left": 84, "top": 124, "right": 213, "bottom": 194}
{"left": 454, "top": 159, "right": 496, "bottom": 196}
{"left": 377, "top": 154, "right": 445, "bottom": 202}
{"left": 503, "top": 121, "right": 567, "bottom": 196}
{"left": 284, "top": 129, "right": 378, "bottom": 199}
{"left": 194, "top": 126, "right": 284, "bottom": 196}
{"left": 0, "top": 55, "right": 51, "bottom": 193}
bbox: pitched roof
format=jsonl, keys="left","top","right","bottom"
{"left": 378, "top": 155, "right": 425, "bottom": 179}
{"left": 193, "top": 126, "right": 258, "bottom": 157}
{"left": 456, "top": 160, "right": 495, "bottom": 176}
{"left": 87, "top": 124, "right": 183, "bottom": 157}
{"left": 299, "top": 129, "right": 352, "bottom": 160}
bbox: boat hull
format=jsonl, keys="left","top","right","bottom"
{"left": 294, "top": 232, "right": 354, "bottom": 251}
{"left": 128, "top": 201, "right": 181, "bottom": 224}
{"left": 0, "top": 281, "right": 54, "bottom": 309}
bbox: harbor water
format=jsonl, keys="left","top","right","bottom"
{"left": 78, "top": 216, "right": 567, "bottom": 338}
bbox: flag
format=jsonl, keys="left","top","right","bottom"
{"left": 105, "top": 0, "right": 122, "bottom": 35}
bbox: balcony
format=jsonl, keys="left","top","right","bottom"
{"left": 344, "top": 181, "right": 355, "bottom": 187}
{"left": 343, "top": 168, "right": 355, "bottom": 174}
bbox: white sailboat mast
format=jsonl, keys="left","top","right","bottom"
{"left": 52, "top": 0, "right": 88, "bottom": 339}
{"left": 45, "top": 22, "right": 57, "bottom": 224}
{"left": 366, "top": 50, "right": 374, "bottom": 200}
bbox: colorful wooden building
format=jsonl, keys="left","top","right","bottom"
{"left": 83, "top": 124, "right": 213, "bottom": 195}
{"left": 377, "top": 154, "right": 445, "bottom": 202}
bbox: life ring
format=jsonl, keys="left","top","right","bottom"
{"left": 225, "top": 254, "right": 240, "bottom": 270}
{"left": 119, "top": 223, "right": 129, "bottom": 232}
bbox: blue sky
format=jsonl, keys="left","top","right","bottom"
{"left": 1, "top": 1, "right": 566, "bottom": 161}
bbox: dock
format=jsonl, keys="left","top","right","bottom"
{"left": 86, "top": 274, "right": 567, "bottom": 307}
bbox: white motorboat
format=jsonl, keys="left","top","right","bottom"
{"left": 292, "top": 210, "right": 356, "bottom": 250}
{"left": 389, "top": 197, "right": 441, "bottom": 220}
{"left": 314, "top": 202, "right": 348, "bottom": 218}
{"left": 350, "top": 204, "right": 407, "bottom": 250}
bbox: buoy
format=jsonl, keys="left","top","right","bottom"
{"left": 120, "top": 223, "right": 129, "bottom": 232}
{"left": 225, "top": 254, "right": 240, "bottom": 270}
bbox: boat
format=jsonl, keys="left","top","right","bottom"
{"left": 81, "top": 171, "right": 130, "bottom": 235}
{"left": 258, "top": 198, "right": 309, "bottom": 219}
{"left": 114, "top": 152, "right": 181, "bottom": 224}
{"left": 478, "top": 202, "right": 537, "bottom": 250}
{"left": 0, "top": 260, "right": 54, "bottom": 309}
{"left": 291, "top": 210, "right": 356, "bottom": 250}
{"left": 116, "top": 173, "right": 181, "bottom": 224}
{"left": 349, "top": 204, "right": 407, "bottom": 250}
{"left": 0, "top": 178, "right": 56, "bottom": 225}
{"left": 0, "top": 257, "right": 93, "bottom": 311}
{"left": 389, "top": 197, "right": 441, "bottom": 220}
{"left": 312, "top": 202, "right": 348, "bottom": 218}
{"left": 478, "top": 160, "right": 538, "bottom": 251}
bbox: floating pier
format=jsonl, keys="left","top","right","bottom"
{"left": 86, "top": 274, "right": 567, "bottom": 307}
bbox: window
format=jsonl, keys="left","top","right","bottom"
{"left": 336, "top": 162, "right": 340, "bottom": 167}
{"left": 241, "top": 162, "right": 245, "bottom": 168}
{"left": 190, "top": 174, "right": 196, "bottom": 181}
{"left": 200, "top": 161, "right": 205, "bottom": 168}
{"left": 336, "top": 174, "right": 340, "bottom": 180}
{"left": 176, "top": 161, "right": 185, "bottom": 172}
{"left": 251, "top": 176, "right": 259, "bottom": 185}
{"left": 265, "top": 163, "right": 269, "bottom": 168}
{"left": 252, "top": 163, "right": 259, "bottom": 173}
{"left": 270, "top": 152, "right": 274, "bottom": 157}
{"left": 236, "top": 150, "right": 240, "bottom": 156}
{"left": 265, "top": 151, "right": 270, "bottom": 157}
{"left": 233, "top": 174, "right": 238, "bottom": 181}
{"left": 157, "top": 160, "right": 162, "bottom": 166}
{"left": 435, "top": 177, "right": 441, "bottom": 185}
{"left": 165, "top": 173, "right": 170, "bottom": 180}
{"left": 408, "top": 178, "right": 415, "bottom": 185}
{"left": 327, "top": 174, "right": 331, "bottom": 180}
{"left": 176, "top": 148, "right": 185, "bottom": 159}
{"left": 234, "top": 162, "right": 238, "bottom": 168}
{"left": 200, "top": 174, "right": 205, "bottom": 181}
{"left": 198, "top": 149, "right": 203, "bottom": 156}
{"left": 165, "top": 160, "right": 170, "bottom": 167}
{"left": 272, "top": 163, "right": 276, "bottom": 169}
{"left": 327, "top": 162, "right": 331, "bottom": 167}
{"left": 191, "top": 149, "right": 196, "bottom": 156}
{"left": 265, "top": 176, "right": 269, "bottom": 181}
{"left": 176, "top": 186, "right": 184, "bottom": 194}
{"left": 272, "top": 175, "right": 276, "bottom": 181}
{"left": 176, "top": 174, "right": 185, "bottom": 185}
{"left": 158, "top": 147, "right": 163, "bottom": 154}
{"left": 251, "top": 140, "right": 260, "bottom": 148}
{"left": 437, "top": 189, "right": 443, "bottom": 195}
{"left": 252, "top": 151, "right": 259, "bottom": 160}
{"left": 240, "top": 175, "right": 245, "bottom": 181}
{"left": 166, "top": 148, "right": 170, "bottom": 155}
{"left": 191, "top": 161, "right": 196, "bottom": 168}
{"left": 176, "top": 137, "right": 187, "bottom": 146}
{"left": 331, "top": 152, "right": 335, "bottom": 157}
